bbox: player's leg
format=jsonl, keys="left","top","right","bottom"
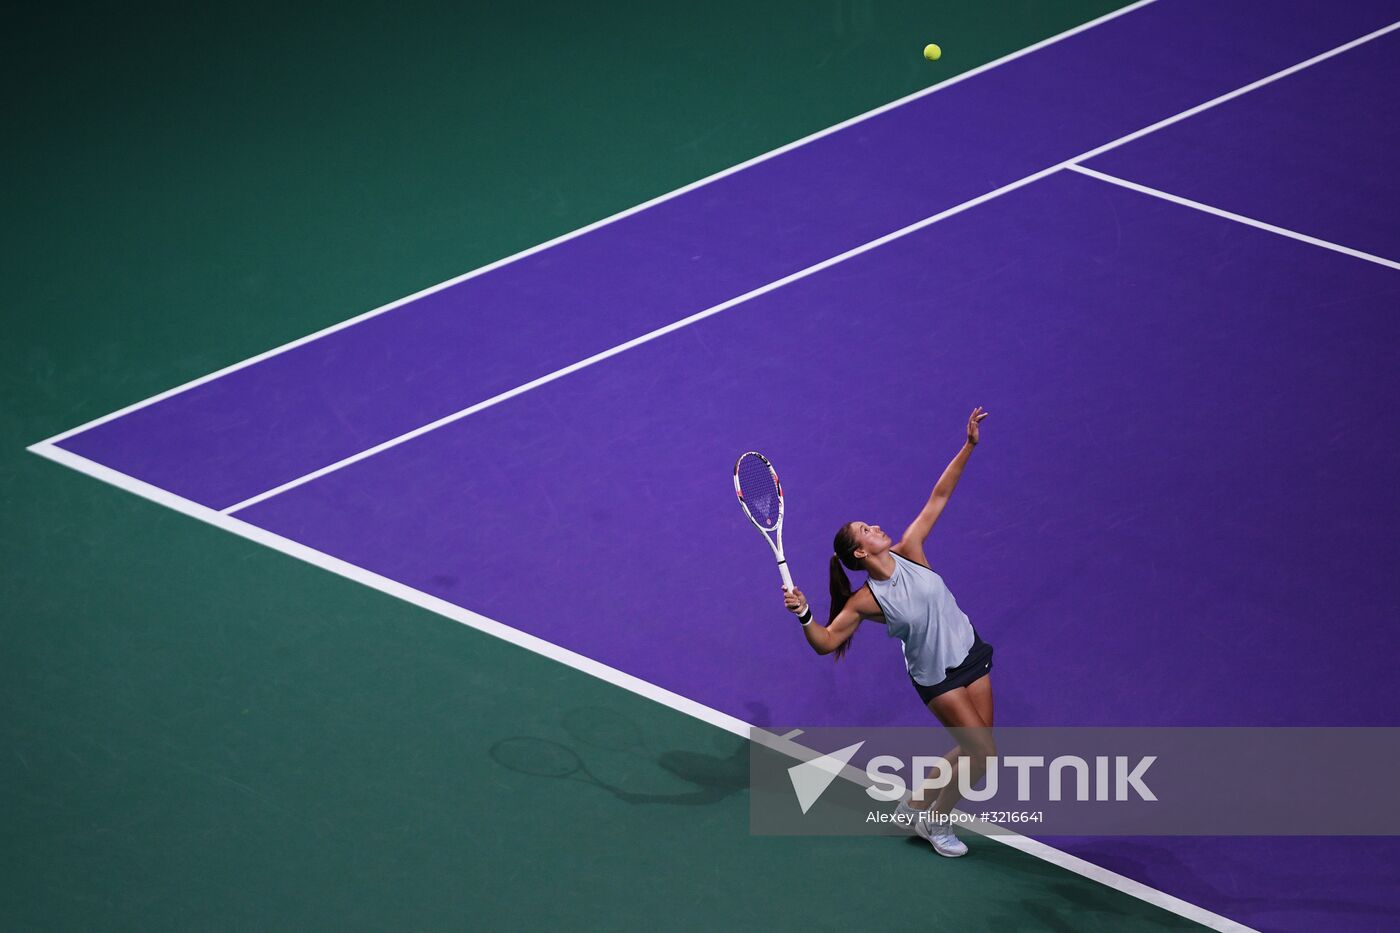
{"left": 966, "top": 672, "right": 993, "bottom": 728}
{"left": 896, "top": 686, "right": 990, "bottom": 857}
{"left": 925, "top": 685, "right": 995, "bottom": 819}
{"left": 909, "top": 742, "right": 960, "bottom": 808}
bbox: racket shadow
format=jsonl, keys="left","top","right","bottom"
{"left": 489, "top": 707, "right": 750, "bottom": 806}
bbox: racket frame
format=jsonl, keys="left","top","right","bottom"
{"left": 733, "top": 450, "right": 794, "bottom": 592}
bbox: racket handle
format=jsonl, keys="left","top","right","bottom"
{"left": 778, "top": 561, "right": 794, "bottom": 592}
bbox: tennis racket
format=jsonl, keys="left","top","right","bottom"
{"left": 733, "top": 450, "right": 795, "bottom": 592}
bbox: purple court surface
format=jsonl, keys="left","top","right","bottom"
{"left": 37, "top": 2, "right": 1400, "bottom": 931}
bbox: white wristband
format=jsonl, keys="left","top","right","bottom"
{"left": 797, "top": 605, "right": 813, "bottom": 626}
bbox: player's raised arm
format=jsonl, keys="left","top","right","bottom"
{"left": 895, "top": 407, "right": 988, "bottom": 558}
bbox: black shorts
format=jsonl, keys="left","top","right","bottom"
{"left": 910, "top": 631, "right": 994, "bottom": 705}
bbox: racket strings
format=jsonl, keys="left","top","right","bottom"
{"left": 736, "top": 454, "right": 782, "bottom": 529}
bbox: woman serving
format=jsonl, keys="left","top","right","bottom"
{"left": 783, "top": 406, "right": 993, "bottom": 858}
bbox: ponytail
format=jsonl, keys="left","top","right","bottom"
{"left": 829, "top": 523, "right": 862, "bottom": 660}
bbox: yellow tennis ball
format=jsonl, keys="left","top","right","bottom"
{"left": 923, "top": 43, "right": 942, "bottom": 61}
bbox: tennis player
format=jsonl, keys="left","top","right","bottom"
{"left": 782, "top": 406, "right": 992, "bottom": 857}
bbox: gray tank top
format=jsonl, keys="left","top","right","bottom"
{"left": 866, "top": 551, "right": 976, "bottom": 686}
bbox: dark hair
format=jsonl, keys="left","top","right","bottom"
{"left": 829, "top": 522, "right": 863, "bottom": 660}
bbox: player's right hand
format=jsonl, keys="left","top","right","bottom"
{"left": 783, "top": 587, "right": 809, "bottom": 616}
{"left": 966, "top": 405, "right": 989, "bottom": 445}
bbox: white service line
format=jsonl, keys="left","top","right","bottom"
{"left": 221, "top": 16, "right": 1400, "bottom": 515}
{"left": 34, "top": 0, "right": 1160, "bottom": 450}
{"left": 26, "top": 438, "right": 1260, "bottom": 933}
{"left": 1067, "top": 164, "right": 1400, "bottom": 270}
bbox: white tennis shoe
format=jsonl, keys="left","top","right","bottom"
{"left": 895, "top": 798, "right": 968, "bottom": 858}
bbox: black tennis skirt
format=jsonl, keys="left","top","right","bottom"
{"left": 910, "top": 630, "right": 994, "bottom": 704}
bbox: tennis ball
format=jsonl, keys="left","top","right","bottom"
{"left": 923, "top": 43, "right": 942, "bottom": 61}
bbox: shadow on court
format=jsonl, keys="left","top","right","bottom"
{"left": 489, "top": 705, "right": 748, "bottom": 806}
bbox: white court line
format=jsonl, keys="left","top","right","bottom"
{"left": 219, "top": 16, "right": 1400, "bottom": 515}
{"left": 1067, "top": 164, "right": 1400, "bottom": 270}
{"left": 34, "top": 0, "right": 1160, "bottom": 450}
{"left": 1051, "top": 20, "right": 1400, "bottom": 166}
{"left": 25, "top": 439, "right": 1260, "bottom": 933}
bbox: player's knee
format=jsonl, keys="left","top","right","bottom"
{"left": 964, "top": 734, "right": 996, "bottom": 761}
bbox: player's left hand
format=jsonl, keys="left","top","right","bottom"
{"left": 966, "top": 406, "right": 989, "bottom": 445}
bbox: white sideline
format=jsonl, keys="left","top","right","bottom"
{"left": 1067, "top": 164, "right": 1400, "bottom": 270}
{"left": 217, "top": 16, "right": 1400, "bottom": 515}
{"left": 26, "top": 439, "right": 1260, "bottom": 933}
{"left": 35, "top": 0, "right": 1160, "bottom": 450}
